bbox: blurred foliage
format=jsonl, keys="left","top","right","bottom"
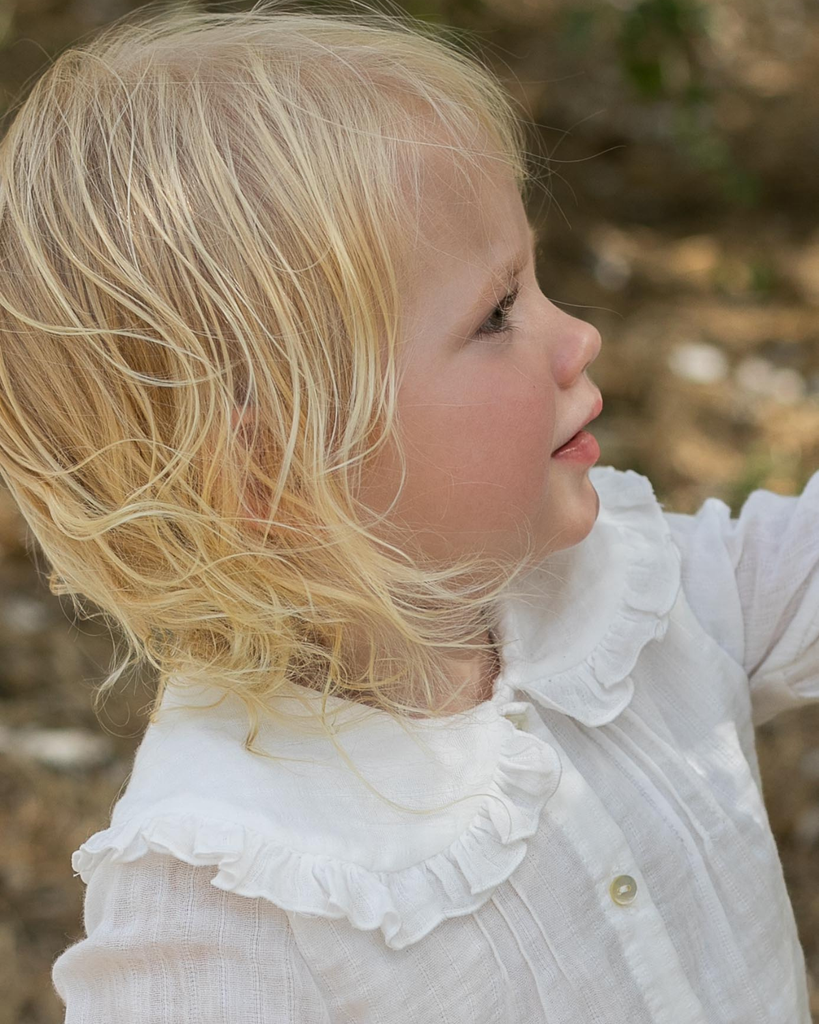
{"left": 553, "top": 0, "right": 763, "bottom": 207}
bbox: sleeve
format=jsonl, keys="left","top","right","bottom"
{"left": 50, "top": 849, "right": 332, "bottom": 1024}
{"left": 663, "top": 469, "right": 819, "bottom": 727}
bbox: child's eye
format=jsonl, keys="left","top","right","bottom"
{"left": 474, "top": 283, "right": 521, "bottom": 340}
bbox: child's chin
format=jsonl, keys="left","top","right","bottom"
{"left": 537, "top": 482, "right": 600, "bottom": 558}
{"left": 565, "top": 477, "right": 601, "bottom": 542}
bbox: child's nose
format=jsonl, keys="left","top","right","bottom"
{"left": 582, "top": 324, "right": 602, "bottom": 374}
{"left": 555, "top": 320, "right": 602, "bottom": 388}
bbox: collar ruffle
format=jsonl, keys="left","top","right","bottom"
{"left": 497, "top": 464, "right": 682, "bottom": 727}
{"left": 71, "top": 466, "right": 681, "bottom": 950}
{"left": 71, "top": 693, "right": 562, "bottom": 951}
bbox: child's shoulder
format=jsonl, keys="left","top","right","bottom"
{"left": 70, "top": 674, "right": 563, "bottom": 950}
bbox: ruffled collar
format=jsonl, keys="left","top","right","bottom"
{"left": 71, "top": 466, "right": 683, "bottom": 951}
{"left": 494, "top": 464, "right": 682, "bottom": 727}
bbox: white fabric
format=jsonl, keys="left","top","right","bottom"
{"left": 51, "top": 851, "right": 332, "bottom": 1023}
{"left": 50, "top": 465, "right": 819, "bottom": 1023}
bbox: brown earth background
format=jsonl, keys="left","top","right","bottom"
{"left": 1, "top": 0, "right": 818, "bottom": 1020}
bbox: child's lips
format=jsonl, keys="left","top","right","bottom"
{"left": 552, "top": 392, "right": 603, "bottom": 454}
{"left": 551, "top": 429, "right": 600, "bottom": 463}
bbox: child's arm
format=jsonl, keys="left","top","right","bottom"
{"left": 664, "top": 469, "right": 819, "bottom": 726}
{"left": 51, "top": 849, "right": 331, "bottom": 1023}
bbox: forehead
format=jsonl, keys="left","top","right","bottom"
{"left": 422, "top": 143, "right": 521, "bottom": 242}
{"left": 403, "top": 141, "right": 528, "bottom": 297}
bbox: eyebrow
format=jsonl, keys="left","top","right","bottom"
{"left": 479, "top": 221, "right": 540, "bottom": 299}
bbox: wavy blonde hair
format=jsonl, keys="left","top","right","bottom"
{"left": 0, "top": 0, "right": 548, "bottom": 814}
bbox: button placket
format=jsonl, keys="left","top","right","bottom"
{"left": 538, "top": 741, "right": 709, "bottom": 1023}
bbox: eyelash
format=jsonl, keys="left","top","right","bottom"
{"left": 475, "top": 283, "right": 521, "bottom": 340}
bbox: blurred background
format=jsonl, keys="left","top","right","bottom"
{"left": 1, "top": 0, "right": 818, "bottom": 1020}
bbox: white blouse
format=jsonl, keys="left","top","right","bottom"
{"left": 51, "top": 465, "right": 819, "bottom": 1023}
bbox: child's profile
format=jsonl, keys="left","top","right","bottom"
{"left": 0, "top": 2, "right": 815, "bottom": 1021}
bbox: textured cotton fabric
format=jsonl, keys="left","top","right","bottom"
{"left": 51, "top": 465, "right": 819, "bottom": 1023}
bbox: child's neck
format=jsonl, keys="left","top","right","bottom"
{"left": 404, "top": 628, "right": 501, "bottom": 718}
{"left": 323, "top": 627, "right": 501, "bottom": 719}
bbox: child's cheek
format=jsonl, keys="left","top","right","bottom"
{"left": 458, "top": 375, "right": 557, "bottom": 516}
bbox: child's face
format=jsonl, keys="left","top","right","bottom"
{"left": 360, "top": 137, "right": 603, "bottom": 572}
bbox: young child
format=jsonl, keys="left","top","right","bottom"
{"left": 1, "top": 3, "right": 816, "bottom": 1021}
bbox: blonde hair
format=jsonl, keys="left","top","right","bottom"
{"left": 0, "top": 0, "right": 547, "bottom": 814}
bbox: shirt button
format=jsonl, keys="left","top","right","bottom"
{"left": 609, "top": 874, "right": 638, "bottom": 905}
